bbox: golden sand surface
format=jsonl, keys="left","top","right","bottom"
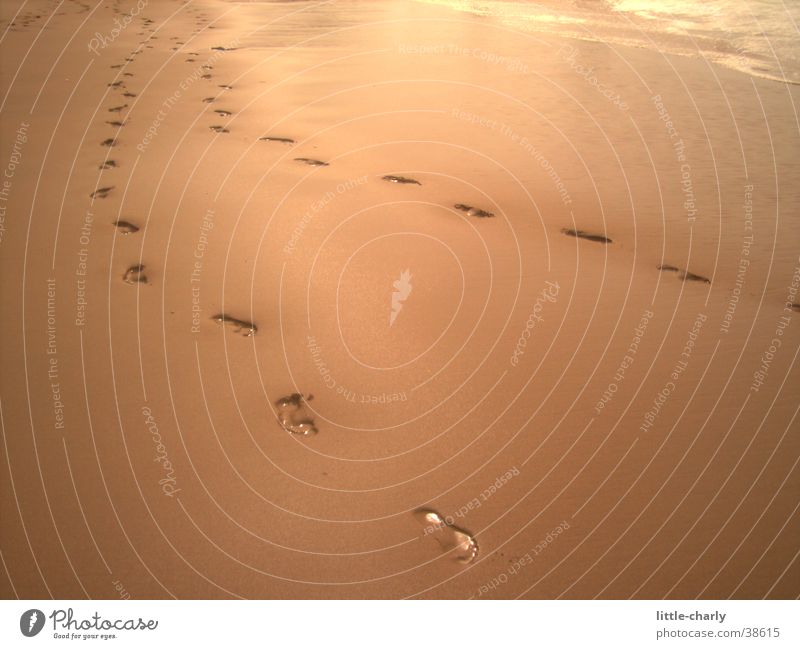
{"left": 0, "top": 0, "right": 798, "bottom": 598}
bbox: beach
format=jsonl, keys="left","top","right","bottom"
{"left": 0, "top": 0, "right": 798, "bottom": 599}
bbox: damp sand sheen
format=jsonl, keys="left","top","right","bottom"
{"left": 0, "top": 0, "right": 798, "bottom": 599}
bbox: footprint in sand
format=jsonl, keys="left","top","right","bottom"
{"left": 122, "top": 91, "right": 136, "bottom": 97}
{"left": 218, "top": 84, "right": 233, "bottom": 90}
{"left": 90, "top": 186, "right": 113, "bottom": 199}
{"left": 99, "top": 160, "right": 118, "bottom": 169}
{"left": 383, "top": 175, "right": 421, "bottom": 185}
{"left": 209, "top": 125, "right": 229, "bottom": 133}
{"left": 108, "top": 104, "right": 127, "bottom": 113}
{"left": 275, "top": 393, "right": 318, "bottom": 436}
{"left": 682, "top": 271, "right": 711, "bottom": 283}
{"left": 658, "top": 264, "right": 711, "bottom": 284}
{"left": 108, "top": 81, "right": 124, "bottom": 89}
{"left": 210, "top": 313, "right": 257, "bottom": 336}
{"left": 201, "top": 97, "right": 215, "bottom": 103}
{"left": 101, "top": 138, "right": 116, "bottom": 147}
{"left": 454, "top": 203, "right": 494, "bottom": 218}
{"left": 213, "top": 109, "right": 232, "bottom": 117}
{"left": 294, "top": 157, "right": 328, "bottom": 167}
{"left": 113, "top": 220, "right": 139, "bottom": 234}
{"left": 211, "top": 46, "right": 237, "bottom": 51}
{"left": 413, "top": 509, "right": 478, "bottom": 564}
{"left": 122, "top": 264, "right": 147, "bottom": 284}
{"left": 562, "top": 228, "right": 612, "bottom": 244}
{"left": 105, "top": 120, "right": 125, "bottom": 127}
{"left": 201, "top": 74, "right": 212, "bottom": 80}
{"left": 260, "top": 136, "right": 294, "bottom": 144}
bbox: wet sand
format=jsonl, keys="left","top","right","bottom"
{"left": 0, "top": 0, "right": 798, "bottom": 599}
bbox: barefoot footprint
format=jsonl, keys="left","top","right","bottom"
{"left": 658, "top": 264, "right": 711, "bottom": 284}
{"left": 113, "top": 220, "right": 139, "bottom": 234}
{"left": 413, "top": 508, "right": 478, "bottom": 564}
{"left": 275, "top": 393, "right": 318, "bottom": 436}
{"left": 294, "top": 157, "right": 328, "bottom": 167}
{"left": 90, "top": 186, "right": 113, "bottom": 198}
{"left": 123, "top": 264, "right": 147, "bottom": 284}
{"left": 210, "top": 313, "right": 257, "bottom": 336}
{"left": 561, "top": 228, "right": 612, "bottom": 244}
{"left": 383, "top": 175, "right": 421, "bottom": 185}
{"left": 454, "top": 203, "right": 494, "bottom": 218}
{"left": 259, "top": 136, "right": 294, "bottom": 144}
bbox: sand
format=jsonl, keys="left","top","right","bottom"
{"left": 0, "top": 0, "right": 798, "bottom": 599}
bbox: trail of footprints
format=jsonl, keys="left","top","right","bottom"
{"left": 84, "top": 10, "right": 726, "bottom": 564}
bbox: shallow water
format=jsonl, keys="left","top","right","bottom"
{"left": 414, "top": 0, "right": 800, "bottom": 84}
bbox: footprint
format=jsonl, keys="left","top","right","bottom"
{"left": 211, "top": 313, "right": 257, "bottom": 336}
{"left": 105, "top": 120, "right": 125, "bottom": 127}
{"left": 275, "top": 393, "right": 318, "bottom": 436}
{"left": 294, "top": 157, "right": 328, "bottom": 167}
{"left": 562, "top": 228, "right": 612, "bottom": 244}
{"left": 209, "top": 125, "right": 229, "bottom": 133}
{"left": 201, "top": 74, "right": 212, "bottom": 80}
{"left": 211, "top": 46, "right": 237, "bottom": 51}
{"left": 123, "top": 264, "right": 147, "bottom": 284}
{"left": 218, "top": 84, "right": 233, "bottom": 90}
{"left": 101, "top": 138, "right": 116, "bottom": 147}
{"left": 658, "top": 265, "right": 711, "bottom": 284}
{"left": 213, "top": 109, "right": 232, "bottom": 117}
{"left": 790, "top": 303, "right": 800, "bottom": 312}
{"left": 413, "top": 509, "right": 478, "bottom": 564}
{"left": 454, "top": 203, "right": 494, "bottom": 218}
{"left": 259, "top": 136, "right": 294, "bottom": 144}
{"left": 108, "top": 104, "right": 128, "bottom": 112}
{"left": 113, "top": 220, "right": 139, "bottom": 234}
{"left": 99, "top": 160, "right": 118, "bottom": 169}
{"left": 122, "top": 91, "right": 136, "bottom": 97}
{"left": 383, "top": 175, "right": 421, "bottom": 185}
{"left": 681, "top": 271, "right": 711, "bottom": 284}
{"left": 90, "top": 186, "right": 113, "bottom": 198}
{"left": 108, "top": 81, "right": 124, "bottom": 88}
{"left": 201, "top": 97, "right": 215, "bottom": 103}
